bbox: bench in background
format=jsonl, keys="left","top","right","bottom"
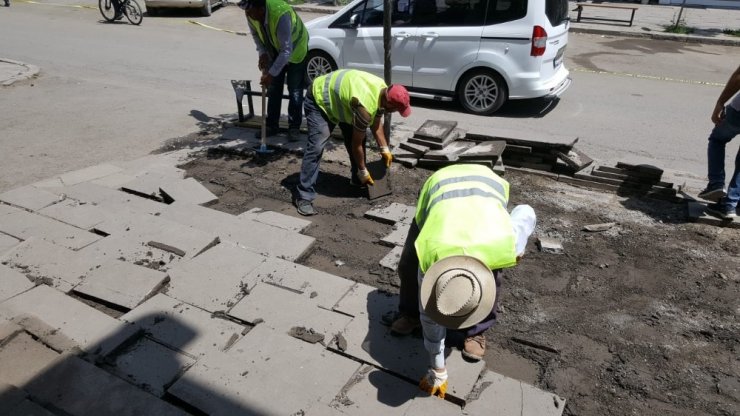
{"left": 574, "top": 3, "right": 639, "bottom": 27}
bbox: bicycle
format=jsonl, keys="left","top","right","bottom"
{"left": 99, "top": 0, "right": 143, "bottom": 25}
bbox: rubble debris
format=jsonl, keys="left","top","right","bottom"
{"left": 582, "top": 222, "right": 617, "bottom": 232}
{"left": 333, "top": 332, "right": 348, "bottom": 352}
{"left": 288, "top": 326, "right": 325, "bottom": 344}
{"left": 536, "top": 237, "right": 563, "bottom": 254}
{"left": 147, "top": 241, "right": 186, "bottom": 257}
{"left": 555, "top": 148, "right": 594, "bottom": 172}
{"left": 511, "top": 337, "right": 560, "bottom": 354}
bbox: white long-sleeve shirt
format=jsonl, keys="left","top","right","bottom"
{"left": 419, "top": 204, "right": 536, "bottom": 369}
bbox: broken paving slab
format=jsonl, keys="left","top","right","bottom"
{"left": 0, "top": 185, "right": 60, "bottom": 211}
{"left": 9, "top": 314, "right": 81, "bottom": 353}
{"left": 379, "top": 245, "right": 403, "bottom": 271}
{"left": 536, "top": 237, "right": 564, "bottom": 254}
{"left": 160, "top": 201, "right": 315, "bottom": 261}
{"left": 167, "top": 324, "right": 362, "bottom": 415}
{"left": 78, "top": 233, "right": 185, "bottom": 273}
{"left": 228, "top": 282, "right": 352, "bottom": 339}
{"left": 365, "top": 202, "right": 415, "bottom": 225}
{"left": 103, "top": 336, "right": 195, "bottom": 397}
{"left": 55, "top": 163, "right": 124, "bottom": 187}
{"left": 23, "top": 353, "right": 186, "bottom": 416}
{"left": 237, "top": 207, "right": 311, "bottom": 233}
{"left": 0, "top": 237, "right": 103, "bottom": 291}
{"left": 72, "top": 259, "right": 169, "bottom": 310}
{"left": 121, "top": 171, "right": 184, "bottom": 200}
{"left": 332, "top": 284, "right": 485, "bottom": 399}
{"left": 37, "top": 198, "right": 110, "bottom": 230}
{"left": 120, "top": 293, "right": 246, "bottom": 357}
{"left": 458, "top": 140, "right": 507, "bottom": 161}
{"left": 0, "top": 285, "right": 138, "bottom": 358}
{"left": 244, "top": 256, "right": 355, "bottom": 309}
{"left": 0, "top": 331, "right": 60, "bottom": 387}
{"left": 463, "top": 370, "right": 565, "bottom": 416}
{"left": 381, "top": 222, "right": 411, "bottom": 247}
{"left": 328, "top": 365, "right": 419, "bottom": 414}
{"left": 55, "top": 182, "right": 166, "bottom": 216}
{"left": 0, "top": 264, "right": 34, "bottom": 302}
{"left": 0, "top": 209, "right": 101, "bottom": 250}
{"left": 158, "top": 177, "right": 219, "bottom": 205}
{"left": 423, "top": 141, "right": 475, "bottom": 161}
{"left": 166, "top": 242, "right": 267, "bottom": 312}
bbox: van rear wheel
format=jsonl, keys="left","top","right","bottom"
{"left": 457, "top": 69, "right": 507, "bottom": 116}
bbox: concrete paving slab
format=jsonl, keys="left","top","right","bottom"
{"left": 459, "top": 141, "right": 507, "bottom": 160}
{"left": 104, "top": 336, "right": 195, "bottom": 397}
{"left": 424, "top": 141, "right": 475, "bottom": 161}
{"left": 238, "top": 207, "right": 312, "bottom": 233}
{"left": 90, "top": 172, "right": 138, "bottom": 189}
{"left": 31, "top": 177, "right": 65, "bottom": 189}
{"left": 55, "top": 164, "right": 124, "bottom": 187}
{"left": 5, "top": 399, "right": 57, "bottom": 416}
{"left": 379, "top": 246, "right": 403, "bottom": 272}
{"left": 0, "top": 382, "right": 28, "bottom": 413}
{"left": 365, "top": 202, "right": 415, "bottom": 225}
{"left": 120, "top": 294, "right": 246, "bottom": 357}
{"left": 9, "top": 314, "right": 80, "bottom": 353}
{"left": 0, "top": 285, "right": 138, "bottom": 357}
{"left": 73, "top": 260, "right": 169, "bottom": 310}
{"left": 366, "top": 160, "right": 393, "bottom": 201}
{"left": 381, "top": 223, "right": 411, "bottom": 247}
{"left": 415, "top": 120, "right": 457, "bottom": 142}
{"left": 0, "top": 332, "right": 60, "bottom": 387}
{"left": 159, "top": 177, "right": 219, "bottom": 205}
{"left": 399, "top": 141, "right": 430, "bottom": 156}
{"left": 396, "top": 157, "right": 419, "bottom": 168}
{"left": 56, "top": 182, "right": 166, "bottom": 216}
{"left": 228, "top": 282, "right": 352, "bottom": 340}
{"left": 462, "top": 370, "right": 565, "bottom": 416}
{"left": 161, "top": 201, "right": 315, "bottom": 261}
{"left": 121, "top": 171, "right": 178, "bottom": 200}
{"left": 0, "top": 210, "right": 102, "bottom": 250}
{"left": 111, "top": 155, "right": 188, "bottom": 179}
{"left": 403, "top": 394, "right": 466, "bottom": 415}
{"left": 328, "top": 365, "right": 419, "bottom": 415}
{"left": 167, "top": 324, "right": 362, "bottom": 416}
{"left": 0, "top": 264, "right": 34, "bottom": 302}
{"left": 0, "top": 203, "right": 22, "bottom": 217}
{"left": 78, "top": 234, "right": 185, "bottom": 273}
{"left": 244, "top": 256, "right": 354, "bottom": 309}
{"left": 0, "top": 186, "right": 60, "bottom": 211}
{"left": 166, "top": 242, "right": 266, "bottom": 312}
{"left": 332, "top": 284, "right": 484, "bottom": 400}
{"left": 23, "top": 353, "right": 186, "bottom": 416}
{"left": 0, "top": 237, "right": 102, "bottom": 291}
{"left": 37, "top": 199, "right": 109, "bottom": 230}
{"left": 0, "top": 319, "right": 24, "bottom": 344}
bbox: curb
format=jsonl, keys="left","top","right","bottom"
{"left": 0, "top": 58, "right": 40, "bottom": 86}
{"left": 569, "top": 27, "right": 740, "bottom": 47}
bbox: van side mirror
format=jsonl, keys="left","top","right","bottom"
{"left": 349, "top": 13, "right": 359, "bottom": 28}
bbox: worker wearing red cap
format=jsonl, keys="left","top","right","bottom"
{"left": 295, "top": 69, "right": 411, "bottom": 216}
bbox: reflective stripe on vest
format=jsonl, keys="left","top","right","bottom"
{"left": 321, "top": 70, "right": 350, "bottom": 123}
{"left": 313, "top": 70, "right": 386, "bottom": 124}
{"left": 418, "top": 175, "right": 507, "bottom": 228}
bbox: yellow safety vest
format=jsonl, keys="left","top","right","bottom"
{"left": 248, "top": 0, "right": 308, "bottom": 64}
{"left": 414, "top": 164, "right": 517, "bottom": 273}
{"left": 311, "top": 69, "right": 386, "bottom": 124}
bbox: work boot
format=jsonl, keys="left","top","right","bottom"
{"left": 295, "top": 199, "right": 316, "bottom": 216}
{"left": 705, "top": 202, "right": 737, "bottom": 219}
{"left": 287, "top": 128, "right": 301, "bottom": 142}
{"left": 390, "top": 315, "right": 420, "bottom": 336}
{"left": 697, "top": 185, "right": 726, "bottom": 202}
{"left": 462, "top": 334, "right": 486, "bottom": 361}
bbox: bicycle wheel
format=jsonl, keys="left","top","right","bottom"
{"left": 99, "top": 0, "right": 117, "bottom": 21}
{"left": 124, "top": 0, "right": 143, "bottom": 25}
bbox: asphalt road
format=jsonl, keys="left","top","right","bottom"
{"left": 0, "top": 1, "right": 737, "bottom": 192}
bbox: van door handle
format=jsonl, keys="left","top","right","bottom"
{"left": 394, "top": 32, "right": 413, "bottom": 39}
{"left": 421, "top": 32, "right": 439, "bottom": 39}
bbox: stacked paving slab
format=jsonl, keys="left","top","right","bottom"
{"left": 0, "top": 149, "right": 565, "bottom": 415}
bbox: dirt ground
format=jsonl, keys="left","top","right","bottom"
{"left": 172, "top": 129, "right": 739, "bottom": 416}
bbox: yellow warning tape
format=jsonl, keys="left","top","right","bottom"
{"left": 570, "top": 67, "right": 725, "bottom": 87}
{"left": 187, "top": 20, "right": 248, "bottom": 36}
{"left": 24, "top": 0, "right": 96, "bottom": 9}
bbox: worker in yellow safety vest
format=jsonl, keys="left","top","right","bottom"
{"left": 294, "top": 69, "right": 411, "bottom": 216}
{"left": 386, "top": 164, "right": 536, "bottom": 399}
{"left": 240, "top": 0, "right": 309, "bottom": 141}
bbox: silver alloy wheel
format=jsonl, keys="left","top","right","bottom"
{"left": 463, "top": 74, "right": 500, "bottom": 113}
{"left": 306, "top": 54, "right": 334, "bottom": 82}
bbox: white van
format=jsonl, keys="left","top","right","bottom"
{"left": 305, "top": 0, "right": 571, "bottom": 115}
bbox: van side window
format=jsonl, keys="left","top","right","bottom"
{"left": 484, "top": 0, "right": 527, "bottom": 25}
{"left": 545, "top": 0, "right": 568, "bottom": 26}
{"left": 434, "top": 0, "right": 486, "bottom": 27}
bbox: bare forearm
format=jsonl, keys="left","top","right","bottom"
{"left": 352, "top": 130, "right": 366, "bottom": 171}
{"left": 717, "top": 65, "right": 740, "bottom": 106}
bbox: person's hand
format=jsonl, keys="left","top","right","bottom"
{"left": 358, "top": 168, "right": 374, "bottom": 186}
{"left": 260, "top": 73, "right": 273, "bottom": 88}
{"left": 380, "top": 146, "right": 393, "bottom": 168}
{"left": 711, "top": 103, "right": 725, "bottom": 125}
{"left": 419, "top": 368, "right": 448, "bottom": 399}
{"left": 258, "top": 54, "right": 269, "bottom": 71}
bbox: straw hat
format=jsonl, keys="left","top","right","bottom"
{"left": 420, "top": 255, "right": 495, "bottom": 329}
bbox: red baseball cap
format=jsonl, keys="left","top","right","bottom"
{"left": 386, "top": 84, "right": 411, "bottom": 117}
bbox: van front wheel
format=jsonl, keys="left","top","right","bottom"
{"left": 457, "top": 69, "right": 507, "bottom": 116}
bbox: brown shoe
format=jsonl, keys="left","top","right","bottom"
{"left": 390, "top": 315, "right": 420, "bottom": 335}
{"left": 462, "top": 334, "right": 486, "bottom": 361}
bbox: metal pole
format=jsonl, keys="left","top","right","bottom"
{"left": 383, "top": 0, "right": 392, "bottom": 144}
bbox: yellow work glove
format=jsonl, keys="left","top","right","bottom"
{"left": 380, "top": 146, "right": 393, "bottom": 168}
{"left": 419, "top": 368, "right": 448, "bottom": 399}
{"left": 358, "top": 168, "right": 374, "bottom": 186}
